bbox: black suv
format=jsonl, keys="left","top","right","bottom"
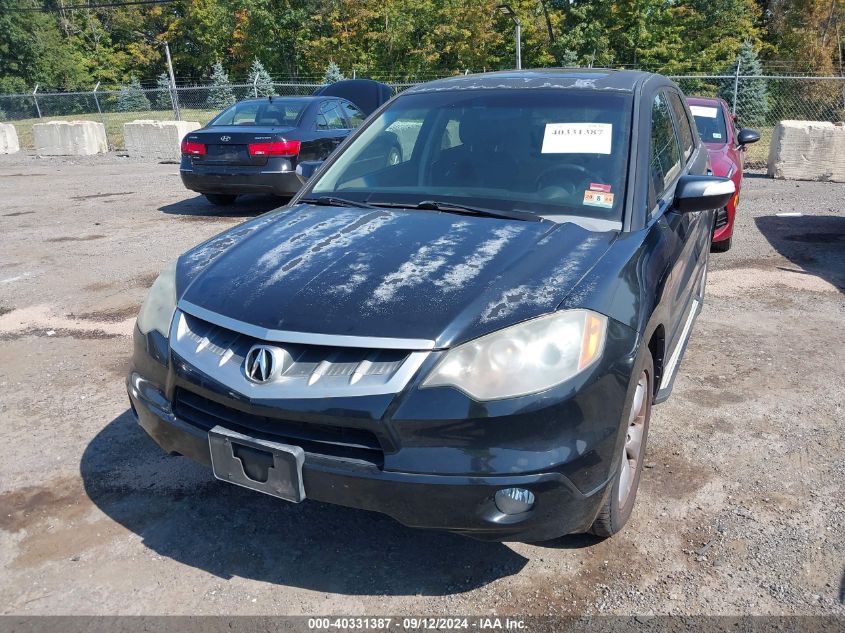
{"left": 129, "top": 70, "right": 733, "bottom": 541}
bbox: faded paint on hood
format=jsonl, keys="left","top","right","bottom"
{"left": 176, "top": 205, "right": 616, "bottom": 347}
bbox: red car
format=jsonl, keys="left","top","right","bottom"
{"left": 686, "top": 96, "right": 760, "bottom": 252}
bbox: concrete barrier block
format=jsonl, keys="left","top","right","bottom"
{"left": 32, "top": 120, "right": 107, "bottom": 155}
{"left": 0, "top": 123, "right": 20, "bottom": 154}
{"left": 123, "top": 120, "right": 201, "bottom": 161}
{"left": 767, "top": 120, "right": 845, "bottom": 182}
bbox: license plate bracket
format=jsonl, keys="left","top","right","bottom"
{"left": 208, "top": 425, "right": 305, "bottom": 502}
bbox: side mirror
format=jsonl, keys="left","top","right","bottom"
{"left": 673, "top": 175, "right": 735, "bottom": 213}
{"left": 736, "top": 128, "right": 760, "bottom": 146}
{"left": 296, "top": 160, "right": 323, "bottom": 184}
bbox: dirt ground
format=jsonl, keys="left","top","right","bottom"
{"left": 0, "top": 152, "right": 843, "bottom": 617}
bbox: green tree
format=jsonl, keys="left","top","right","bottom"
{"left": 558, "top": 49, "right": 579, "bottom": 67}
{"left": 0, "top": 0, "right": 837, "bottom": 99}
{"left": 322, "top": 61, "right": 345, "bottom": 83}
{"left": 161, "top": 0, "right": 236, "bottom": 81}
{"left": 154, "top": 72, "right": 173, "bottom": 110}
{"left": 248, "top": 58, "right": 276, "bottom": 97}
{"left": 227, "top": 0, "right": 312, "bottom": 78}
{"left": 207, "top": 61, "right": 236, "bottom": 109}
{"left": 671, "top": 0, "right": 761, "bottom": 73}
{"left": 117, "top": 76, "right": 151, "bottom": 111}
{"left": 766, "top": 0, "right": 845, "bottom": 73}
{"left": 0, "top": 0, "right": 90, "bottom": 92}
{"left": 720, "top": 41, "right": 769, "bottom": 125}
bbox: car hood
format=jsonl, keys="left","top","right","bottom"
{"left": 177, "top": 205, "right": 616, "bottom": 347}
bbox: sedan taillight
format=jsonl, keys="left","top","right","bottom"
{"left": 248, "top": 140, "right": 301, "bottom": 157}
{"left": 181, "top": 140, "right": 206, "bottom": 156}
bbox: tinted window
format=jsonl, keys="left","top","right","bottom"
{"left": 316, "top": 101, "right": 347, "bottom": 130}
{"left": 668, "top": 92, "right": 694, "bottom": 160}
{"left": 341, "top": 101, "right": 365, "bottom": 127}
{"left": 209, "top": 100, "right": 307, "bottom": 127}
{"left": 310, "top": 90, "right": 633, "bottom": 226}
{"left": 690, "top": 103, "right": 729, "bottom": 143}
{"left": 649, "top": 92, "right": 682, "bottom": 200}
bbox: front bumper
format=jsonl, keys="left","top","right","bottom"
{"left": 128, "top": 313, "right": 639, "bottom": 541}
{"left": 128, "top": 376, "right": 609, "bottom": 541}
{"left": 712, "top": 183, "right": 739, "bottom": 243}
{"left": 180, "top": 158, "right": 302, "bottom": 197}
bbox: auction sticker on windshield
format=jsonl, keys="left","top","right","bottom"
{"left": 689, "top": 105, "right": 719, "bottom": 118}
{"left": 542, "top": 123, "right": 612, "bottom": 154}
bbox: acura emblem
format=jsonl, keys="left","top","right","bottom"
{"left": 220, "top": 135, "right": 231, "bottom": 142}
{"left": 244, "top": 345, "right": 276, "bottom": 383}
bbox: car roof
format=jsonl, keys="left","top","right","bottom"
{"left": 234, "top": 96, "right": 326, "bottom": 106}
{"left": 403, "top": 68, "right": 656, "bottom": 95}
{"left": 686, "top": 95, "right": 729, "bottom": 109}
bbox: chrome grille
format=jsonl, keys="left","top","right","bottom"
{"left": 169, "top": 309, "right": 430, "bottom": 398}
{"left": 173, "top": 388, "right": 384, "bottom": 466}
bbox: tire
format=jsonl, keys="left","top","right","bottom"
{"left": 589, "top": 353, "right": 654, "bottom": 537}
{"left": 204, "top": 193, "right": 237, "bottom": 206}
{"left": 711, "top": 236, "right": 732, "bottom": 253}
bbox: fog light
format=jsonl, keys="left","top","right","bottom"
{"left": 494, "top": 488, "right": 535, "bottom": 515}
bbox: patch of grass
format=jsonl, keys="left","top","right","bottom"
{"left": 744, "top": 126, "right": 773, "bottom": 169}
{"left": 8, "top": 108, "right": 216, "bottom": 151}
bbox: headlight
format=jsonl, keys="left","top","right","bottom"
{"left": 421, "top": 310, "right": 607, "bottom": 401}
{"left": 136, "top": 260, "right": 177, "bottom": 338}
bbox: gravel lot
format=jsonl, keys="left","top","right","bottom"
{"left": 0, "top": 151, "right": 843, "bottom": 617}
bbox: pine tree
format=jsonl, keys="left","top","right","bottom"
{"left": 154, "top": 72, "right": 172, "bottom": 110}
{"left": 207, "top": 61, "right": 236, "bottom": 109}
{"left": 117, "top": 76, "right": 151, "bottom": 112}
{"left": 248, "top": 58, "right": 276, "bottom": 97}
{"left": 322, "top": 61, "right": 345, "bottom": 84}
{"left": 719, "top": 42, "right": 769, "bottom": 126}
{"left": 558, "top": 50, "right": 579, "bottom": 67}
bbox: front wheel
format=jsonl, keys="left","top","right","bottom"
{"left": 204, "top": 193, "right": 237, "bottom": 206}
{"left": 589, "top": 353, "right": 653, "bottom": 537}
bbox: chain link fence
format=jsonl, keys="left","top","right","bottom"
{"left": 2, "top": 75, "right": 844, "bottom": 166}
{"left": 671, "top": 75, "right": 845, "bottom": 166}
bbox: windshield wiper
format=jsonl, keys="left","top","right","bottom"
{"left": 372, "top": 200, "right": 545, "bottom": 223}
{"left": 300, "top": 196, "right": 378, "bottom": 209}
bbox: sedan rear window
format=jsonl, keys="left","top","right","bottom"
{"left": 690, "top": 104, "right": 729, "bottom": 143}
{"left": 310, "top": 90, "right": 633, "bottom": 227}
{"left": 209, "top": 100, "right": 308, "bottom": 127}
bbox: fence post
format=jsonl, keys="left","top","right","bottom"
{"left": 732, "top": 57, "right": 741, "bottom": 115}
{"left": 93, "top": 81, "right": 102, "bottom": 116}
{"left": 163, "top": 41, "right": 181, "bottom": 121}
{"left": 92, "top": 82, "right": 111, "bottom": 151}
{"left": 33, "top": 84, "right": 42, "bottom": 118}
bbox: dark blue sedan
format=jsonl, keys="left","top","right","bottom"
{"left": 179, "top": 79, "right": 394, "bottom": 205}
{"left": 130, "top": 69, "right": 734, "bottom": 541}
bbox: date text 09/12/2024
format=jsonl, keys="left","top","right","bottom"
{"left": 307, "top": 617, "right": 527, "bottom": 630}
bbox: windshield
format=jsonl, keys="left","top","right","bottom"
{"left": 208, "top": 99, "right": 308, "bottom": 127}
{"left": 308, "top": 90, "right": 632, "bottom": 226}
{"left": 690, "top": 103, "right": 729, "bottom": 143}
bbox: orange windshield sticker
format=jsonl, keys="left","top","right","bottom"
{"left": 583, "top": 190, "right": 614, "bottom": 209}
